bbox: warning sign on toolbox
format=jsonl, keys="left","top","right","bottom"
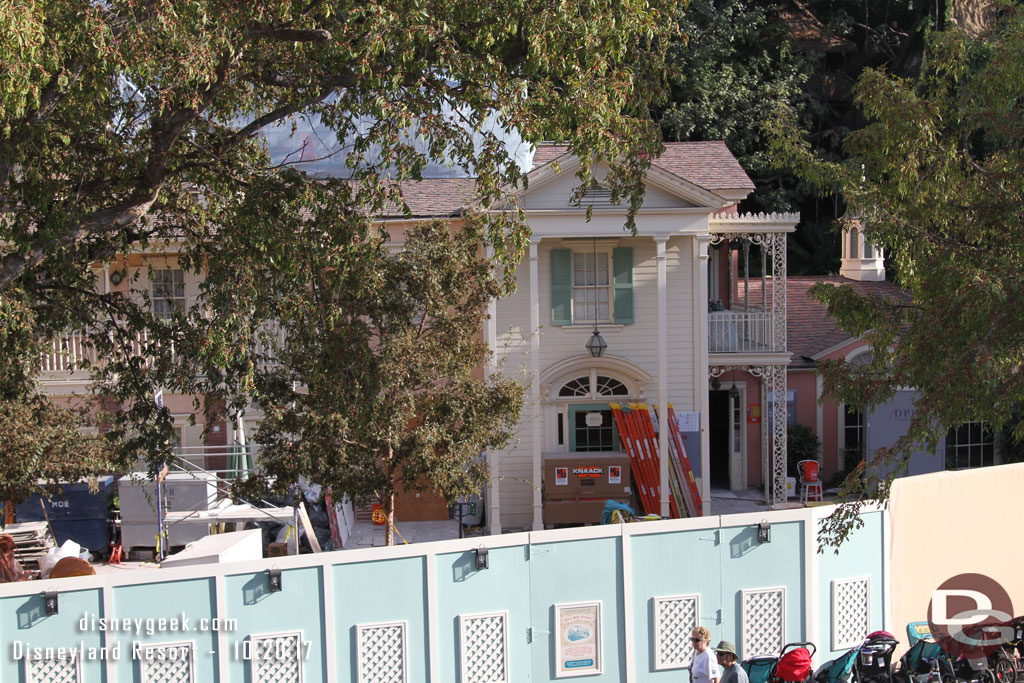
{"left": 608, "top": 465, "right": 622, "bottom": 484}
{"left": 555, "top": 467, "right": 569, "bottom": 486}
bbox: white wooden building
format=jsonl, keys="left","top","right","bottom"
{"left": 485, "top": 143, "right": 798, "bottom": 532}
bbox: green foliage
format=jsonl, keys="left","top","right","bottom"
{"left": 787, "top": 422, "right": 821, "bottom": 477}
{"left": 773, "top": 3, "right": 1024, "bottom": 548}
{"left": 225, "top": 214, "right": 524, "bottom": 544}
{"left": 0, "top": 0, "right": 674, "bottom": 487}
{"left": 0, "top": 398, "right": 114, "bottom": 504}
{"left": 654, "top": 0, "right": 812, "bottom": 213}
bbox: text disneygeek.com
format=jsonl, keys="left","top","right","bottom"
{"left": 8, "top": 612, "right": 311, "bottom": 662}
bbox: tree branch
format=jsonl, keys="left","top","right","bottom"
{"left": 246, "top": 26, "right": 332, "bottom": 42}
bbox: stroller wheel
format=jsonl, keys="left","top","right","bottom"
{"left": 977, "top": 671, "right": 997, "bottom": 683}
{"left": 994, "top": 658, "right": 1017, "bottom": 683}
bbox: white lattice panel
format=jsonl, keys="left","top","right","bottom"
{"left": 252, "top": 631, "right": 304, "bottom": 683}
{"left": 357, "top": 621, "right": 407, "bottom": 683}
{"left": 653, "top": 594, "right": 700, "bottom": 670}
{"left": 138, "top": 641, "right": 195, "bottom": 683}
{"left": 742, "top": 587, "right": 786, "bottom": 656}
{"left": 460, "top": 612, "right": 509, "bottom": 683}
{"left": 832, "top": 577, "right": 870, "bottom": 650}
{"left": 25, "top": 652, "right": 81, "bottom": 683}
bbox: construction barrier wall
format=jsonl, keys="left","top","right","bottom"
{"left": 0, "top": 505, "right": 887, "bottom": 682}
{"left": 888, "top": 462, "right": 1024, "bottom": 658}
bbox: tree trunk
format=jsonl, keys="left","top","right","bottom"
{"left": 384, "top": 489, "right": 395, "bottom": 546}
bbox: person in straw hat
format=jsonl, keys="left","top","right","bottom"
{"left": 714, "top": 641, "right": 748, "bottom": 683}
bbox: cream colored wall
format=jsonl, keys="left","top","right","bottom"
{"left": 889, "top": 463, "right": 1024, "bottom": 652}
{"left": 522, "top": 164, "right": 693, "bottom": 210}
{"left": 491, "top": 233, "right": 700, "bottom": 529}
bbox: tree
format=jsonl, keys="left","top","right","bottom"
{"left": 653, "top": 0, "right": 812, "bottom": 213}
{"left": 0, "top": 0, "right": 674, "bottom": 496}
{"left": 769, "top": 3, "right": 1024, "bottom": 547}
{"left": 220, "top": 210, "right": 522, "bottom": 544}
{"left": 0, "top": 294, "right": 114, "bottom": 503}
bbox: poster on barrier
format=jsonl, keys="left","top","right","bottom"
{"left": 555, "top": 601, "right": 602, "bottom": 677}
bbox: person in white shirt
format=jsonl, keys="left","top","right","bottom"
{"left": 690, "top": 626, "right": 721, "bottom": 683}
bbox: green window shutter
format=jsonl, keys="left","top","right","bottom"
{"left": 613, "top": 247, "right": 634, "bottom": 324}
{"left": 551, "top": 248, "right": 573, "bottom": 326}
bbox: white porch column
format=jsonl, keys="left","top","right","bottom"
{"left": 486, "top": 246, "right": 502, "bottom": 535}
{"left": 656, "top": 236, "right": 670, "bottom": 517}
{"left": 696, "top": 235, "right": 712, "bottom": 515}
{"left": 529, "top": 240, "right": 544, "bottom": 530}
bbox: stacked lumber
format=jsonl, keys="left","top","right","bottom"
{"left": 2, "top": 521, "right": 55, "bottom": 570}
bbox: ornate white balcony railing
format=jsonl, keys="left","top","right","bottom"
{"left": 708, "top": 308, "right": 777, "bottom": 353}
{"left": 709, "top": 212, "right": 797, "bottom": 357}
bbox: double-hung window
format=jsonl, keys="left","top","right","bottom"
{"left": 551, "top": 246, "right": 633, "bottom": 326}
{"left": 151, "top": 269, "right": 185, "bottom": 319}
{"left": 572, "top": 252, "right": 611, "bottom": 323}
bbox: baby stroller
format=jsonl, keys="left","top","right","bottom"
{"left": 858, "top": 631, "right": 900, "bottom": 683}
{"left": 777, "top": 643, "right": 819, "bottom": 683}
{"left": 744, "top": 642, "right": 818, "bottom": 683}
{"left": 896, "top": 622, "right": 994, "bottom": 683}
{"left": 746, "top": 654, "right": 783, "bottom": 683}
{"left": 815, "top": 633, "right": 899, "bottom": 683}
{"left": 987, "top": 616, "right": 1023, "bottom": 683}
{"left": 815, "top": 648, "right": 860, "bottom": 683}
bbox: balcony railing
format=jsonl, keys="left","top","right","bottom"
{"left": 38, "top": 324, "right": 283, "bottom": 380}
{"left": 709, "top": 308, "right": 782, "bottom": 353}
{"left": 39, "top": 329, "right": 170, "bottom": 379}
{"left": 39, "top": 332, "right": 100, "bottom": 375}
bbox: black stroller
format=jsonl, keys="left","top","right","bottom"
{"left": 858, "top": 631, "right": 900, "bottom": 683}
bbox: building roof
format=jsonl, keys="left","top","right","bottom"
{"left": 380, "top": 178, "right": 478, "bottom": 217}
{"left": 786, "top": 275, "right": 908, "bottom": 367}
{"left": 379, "top": 141, "right": 753, "bottom": 217}
{"left": 530, "top": 141, "right": 755, "bottom": 192}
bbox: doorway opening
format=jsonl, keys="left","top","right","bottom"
{"left": 709, "top": 390, "right": 732, "bottom": 488}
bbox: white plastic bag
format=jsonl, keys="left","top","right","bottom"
{"left": 39, "top": 540, "right": 82, "bottom": 579}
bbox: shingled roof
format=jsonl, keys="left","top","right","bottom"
{"left": 382, "top": 141, "right": 752, "bottom": 216}
{"left": 787, "top": 276, "right": 908, "bottom": 367}
{"left": 378, "top": 178, "right": 477, "bottom": 217}
{"left": 530, "top": 141, "right": 755, "bottom": 192}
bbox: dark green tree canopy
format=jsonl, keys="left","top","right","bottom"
{"left": 769, "top": 3, "right": 1024, "bottom": 546}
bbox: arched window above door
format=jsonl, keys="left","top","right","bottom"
{"left": 559, "top": 377, "right": 591, "bottom": 397}
{"left": 541, "top": 354, "right": 651, "bottom": 400}
{"left": 595, "top": 376, "right": 629, "bottom": 396}
{"left": 557, "top": 374, "right": 630, "bottom": 398}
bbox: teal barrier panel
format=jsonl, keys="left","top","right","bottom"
{"left": 1, "top": 588, "right": 107, "bottom": 682}
{"left": 224, "top": 565, "right": 327, "bottom": 682}
{"left": 109, "top": 578, "right": 218, "bottom": 682}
